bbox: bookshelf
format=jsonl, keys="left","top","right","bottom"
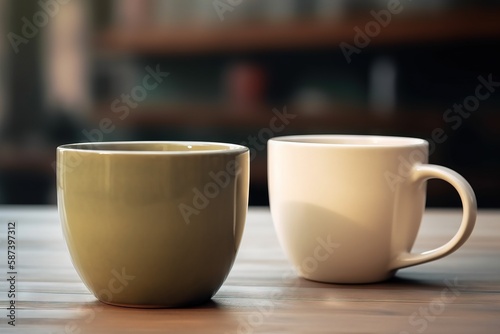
{"left": 1, "top": 1, "right": 499, "bottom": 206}
{"left": 89, "top": 2, "right": 500, "bottom": 207}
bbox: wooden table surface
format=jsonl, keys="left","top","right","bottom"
{"left": 0, "top": 207, "right": 499, "bottom": 334}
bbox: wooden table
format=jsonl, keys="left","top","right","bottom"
{"left": 0, "top": 207, "right": 499, "bottom": 334}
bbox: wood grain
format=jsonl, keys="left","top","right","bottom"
{"left": 0, "top": 207, "right": 499, "bottom": 334}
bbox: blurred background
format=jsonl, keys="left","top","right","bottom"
{"left": 0, "top": 0, "right": 499, "bottom": 207}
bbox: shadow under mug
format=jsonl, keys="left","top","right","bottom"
{"left": 268, "top": 135, "right": 477, "bottom": 284}
{"left": 57, "top": 141, "right": 249, "bottom": 307}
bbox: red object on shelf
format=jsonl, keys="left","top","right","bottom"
{"left": 225, "top": 62, "right": 268, "bottom": 113}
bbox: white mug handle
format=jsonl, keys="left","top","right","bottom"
{"left": 390, "top": 164, "right": 477, "bottom": 270}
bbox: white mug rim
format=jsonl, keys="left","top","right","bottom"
{"left": 269, "top": 135, "right": 428, "bottom": 149}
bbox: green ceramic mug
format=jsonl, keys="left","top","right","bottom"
{"left": 57, "top": 141, "right": 249, "bottom": 308}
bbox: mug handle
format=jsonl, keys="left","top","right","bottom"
{"left": 389, "top": 164, "right": 477, "bottom": 270}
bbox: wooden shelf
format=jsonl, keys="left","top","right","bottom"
{"left": 94, "top": 102, "right": 447, "bottom": 132}
{"left": 0, "top": 147, "right": 56, "bottom": 173}
{"left": 96, "top": 9, "right": 500, "bottom": 54}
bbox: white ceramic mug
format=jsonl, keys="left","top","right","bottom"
{"left": 268, "top": 135, "right": 477, "bottom": 283}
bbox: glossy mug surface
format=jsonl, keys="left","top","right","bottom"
{"left": 268, "top": 135, "right": 477, "bottom": 284}
{"left": 57, "top": 142, "right": 249, "bottom": 307}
